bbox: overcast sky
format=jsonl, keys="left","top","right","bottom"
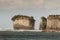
{"left": 0, "top": 0, "right": 60, "bottom": 30}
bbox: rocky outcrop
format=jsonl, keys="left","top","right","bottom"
{"left": 39, "top": 17, "right": 47, "bottom": 30}
{"left": 11, "top": 15, "right": 35, "bottom": 30}
{"left": 47, "top": 15, "right": 60, "bottom": 31}
{"left": 40, "top": 15, "right": 60, "bottom": 32}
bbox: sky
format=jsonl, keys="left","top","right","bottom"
{"left": 0, "top": 0, "right": 60, "bottom": 30}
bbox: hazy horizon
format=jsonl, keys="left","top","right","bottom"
{"left": 0, "top": 0, "right": 60, "bottom": 30}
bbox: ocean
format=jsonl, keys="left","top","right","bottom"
{"left": 0, "top": 31, "right": 60, "bottom": 40}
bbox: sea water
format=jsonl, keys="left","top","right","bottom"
{"left": 0, "top": 31, "right": 60, "bottom": 40}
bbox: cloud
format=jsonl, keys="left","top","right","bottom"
{"left": 45, "top": 0, "right": 60, "bottom": 9}
{"left": 0, "top": 0, "right": 60, "bottom": 9}
{"left": 0, "top": 0, "right": 44, "bottom": 8}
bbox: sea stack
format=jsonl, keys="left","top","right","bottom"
{"left": 47, "top": 15, "right": 60, "bottom": 31}
{"left": 11, "top": 15, "right": 35, "bottom": 30}
{"left": 39, "top": 17, "right": 47, "bottom": 30}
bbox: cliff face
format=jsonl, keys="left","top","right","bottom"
{"left": 47, "top": 15, "right": 60, "bottom": 30}
{"left": 11, "top": 15, "right": 35, "bottom": 30}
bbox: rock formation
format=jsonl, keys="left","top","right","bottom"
{"left": 40, "top": 15, "right": 60, "bottom": 32}
{"left": 39, "top": 17, "right": 47, "bottom": 30}
{"left": 47, "top": 15, "right": 60, "bottom": 31}
{"left": 11, "top": 15, "right": 35, "bottom": 30}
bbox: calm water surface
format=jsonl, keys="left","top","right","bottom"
{"left": 0, "top": 35, "right": 60, "bottom": 40}
{"left": 0, "top": 31, "right": 60, "bottom": 40}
